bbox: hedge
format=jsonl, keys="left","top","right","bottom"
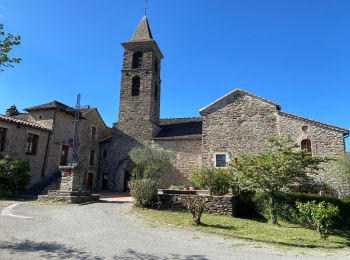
{"left": 237, "top": 192, "right": 350, "bottom": 228}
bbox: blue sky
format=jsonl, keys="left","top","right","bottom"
{"left": 1, "top": 0, "right": 349, "bottom": 149}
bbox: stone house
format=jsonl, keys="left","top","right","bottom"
{"left": 100, "top": 16, "right": 349, "bottom": 196}
{"left": 0, "top": 102, "right": 110, "bottom": 194}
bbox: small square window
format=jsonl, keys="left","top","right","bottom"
{"left": 215, "top": 154, "right": 227, "bottom": 167}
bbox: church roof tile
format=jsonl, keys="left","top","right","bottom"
{"left": 130, "top": 15, "right": 153, "bottom": 41}
{"left": 154, "top": 118, "right": 202, "bottom": 140}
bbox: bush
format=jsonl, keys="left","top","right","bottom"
{"left": 189, "top": 167, "right": 231, "bottom": 196}
{"left": 237, "top": 192, "right": 350, "bottom": 228}
{"left": 128, "top": 147, "right": 172, "bottom": 208}
{"left": 0, "top": 155, "right": 30, "bottom": 194}
{"left": 296, "top": 201, "right": 339, "bottom": 239}
{"left": 129, "top": 147, "right": 172, "bottom": 178}
{"left": 128, "top": 178, "right": 159, "bottom": 208}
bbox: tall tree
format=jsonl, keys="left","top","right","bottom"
{"left": 230, "top": 136, "right": 328, "bottom": 224}
{"left": 0, "top": 24, "right": 21, "bottom": 71}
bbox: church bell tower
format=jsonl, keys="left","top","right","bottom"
{"left": 117, "top": 16, "right": 163, "bottom": 141}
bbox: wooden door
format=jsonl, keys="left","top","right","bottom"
{"left": 87, "top": 172, "right": 94, "bottom": 191}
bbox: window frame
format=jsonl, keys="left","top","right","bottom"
{"left": 91, "top": 126, "right": 97, "bottom": 141}
{"left": 25, "top": 133, "right": 39, "bottom": 155}
{"left": 301, "top": 139, "right": 312, "bottom": 153}
{"left": 214, "top": 153, "right": 230, "bottom": 168}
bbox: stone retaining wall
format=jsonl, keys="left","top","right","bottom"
{"left": 38, "top": 190, "right": 100, "bottom": 204}
{"left": 158, "top": 193, "right": 236, "bottom": 216}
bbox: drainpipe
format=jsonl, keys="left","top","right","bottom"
{"left": 41, "top": 131, "right": 51, "bottom": 177}
{"left": 96, "top": 142, "right": 102, "bottom": 192}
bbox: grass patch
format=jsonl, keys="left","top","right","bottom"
{"left": 133, "top": 207, "right": 350, "bottom": 249}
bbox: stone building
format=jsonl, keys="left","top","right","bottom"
{"left": 0, "top": 101, "right": 110, "bottom": 194}
{"left": 2, "top": 15, "right": 348, "bottom": 197}
{"left": 100, "top": 16, "right": 349, "bottom": 196}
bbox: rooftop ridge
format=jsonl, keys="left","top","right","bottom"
{"left": 279, "top": 111, "right": 349, "bottom": 135}
{"left": 199, "top": 88, "right": 280, "bottom": 114}
{"left": 0, "top": 115, "right": 52, "bottom": 132}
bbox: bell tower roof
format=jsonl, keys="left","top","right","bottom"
{"left": 122, "top": 15, "right": 163, "bottom": 59}
{"left": 130, "top": 15, "right": 153, "bottom": 41}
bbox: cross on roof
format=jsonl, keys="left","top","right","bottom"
{"left": 144, "top": 0, "right": 148, "bottom": 16}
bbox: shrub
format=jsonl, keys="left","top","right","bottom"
{"left": 185, "top": 195, "right": 206, "bottom": 226}
{"left": 128, "top": 147, "right": 172, "bottom": 208}
{"left": 128, "top": 178, "right": 159, "bottom": 208}
{"left": 189, "top": 167, "right": 231, "bottom": 196}
{"left": 237, "top": 191, "right": 350, "bottom": 228}
{"left": 296, "top": 201, "right": 339, "bottom": 239}
{"left": 0, "top": 155, "right": 30, "bottom": 194}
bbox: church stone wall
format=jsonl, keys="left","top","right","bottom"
{"left": 278, "top": 113, "right": 349, "bottom": 197}
{"left": 201, "top": 94, "right": 279, "bottom": 167}
{"left": 152, "top": 138, "right": 202, "bottom": 188}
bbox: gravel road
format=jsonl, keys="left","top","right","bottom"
{"left": 0, "top": 199, "right": 349, "bottom": 259}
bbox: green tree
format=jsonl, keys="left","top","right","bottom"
{"left": 230, "top": 136, "right": 327, "bottom": 224}
{"left": 0, "top": 155, "right": 30, "bottom": 194}
{"left": 128, "top": 147, "right": 172, "bottom": 178}
{"left": 0, "top": 24, "right": 21, "bottom": 71}
{"left": 128, "top": 147, "right": 172, "bottom": 207}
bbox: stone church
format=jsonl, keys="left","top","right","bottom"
{"left": 0, "top": 16, "right": 348, "bottom": 197}
{"left": 99, "top": 16, "right": 349, "bottom": 196}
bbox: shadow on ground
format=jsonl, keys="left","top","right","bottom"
{"left": 113, "top": 249, "right": 209, "bottom": 259}
{"left": 0, "top": 240, "right": 103, "bottom": 259}
{"left": 200, "top": 223, "right": 235, "bottom": 231}
{"left": 0, "top": 240, "right": 209, "bottom": 260}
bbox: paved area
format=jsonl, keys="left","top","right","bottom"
{"left": 0, "top": 196, "right": 349, "bottom": 260}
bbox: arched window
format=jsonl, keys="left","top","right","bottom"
{"left": 301, "top": 139, "right": 312, "bottom": 152}
{"left": 131, "top": 76, "right": 140, "bottom": 96}
{"left": 132, "top": 52, "right": 143, "bottom": 69}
